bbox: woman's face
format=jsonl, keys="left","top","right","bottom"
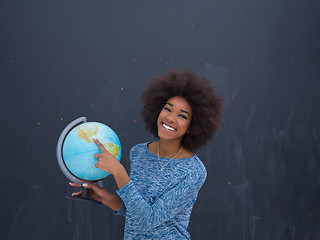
{"left": 157, "top": 96, "right": 192, "bottom": 143}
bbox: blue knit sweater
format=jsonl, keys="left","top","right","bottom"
{"left": 115, "top": 142, "right": 207, "bottom": 239}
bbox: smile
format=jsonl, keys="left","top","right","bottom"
{"left": 161, "top": 122, "right": 176, "bottom": 131}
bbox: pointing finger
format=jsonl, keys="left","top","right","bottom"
{"left": 93, "top": 137, "right": 107, "bottom": 152}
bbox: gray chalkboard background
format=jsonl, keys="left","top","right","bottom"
{"left": 1, "top": 0, "right": 320, "bottom": 239}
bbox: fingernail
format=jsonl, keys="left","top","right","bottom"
{"left": 71, "top": 193, "right": 75, "bottom": 196}
{"left": 93, "top": 136, "right": 97, "bottom": 140}
{"left": 69, "top": 182, "right": 72, "bottom": 185}
{"left": 83, "top": 183, "right": 88, "bottom": 188}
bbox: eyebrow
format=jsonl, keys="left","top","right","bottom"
{"left": 166, "top": 102, "right": 191, "bottom": 117}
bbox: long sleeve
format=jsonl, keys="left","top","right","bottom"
{"left": 116, "top": 169, "right": 205, "bottom": 231}
{"left": 116, "top": 142, "right": 207, "bottom": 239}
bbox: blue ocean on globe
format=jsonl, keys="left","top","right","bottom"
{"left": 62, "top": 122, "right": 121, "bottom": 181}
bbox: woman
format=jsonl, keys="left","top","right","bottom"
{"left": 70, "top": 68, "right": 223, "bottom": 239}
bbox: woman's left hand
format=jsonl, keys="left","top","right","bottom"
{"left": 93, "top": 137, "right": 121, "bottom": 175}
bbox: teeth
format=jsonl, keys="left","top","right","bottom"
{"left": 162, "top": 123, "right": 175, "bottom": 131}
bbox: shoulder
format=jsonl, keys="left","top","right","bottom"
{"left": 130, "top": 142, "right": 148, "bottom": 153}
{"left": 184, "top": 154, "right": 207, "bottom": 184}
{"left": 169, "top": 154, "right": 207, "bottom": 185}
{"left": 167, "top": 155, "right": 207, "bottom": 191}
{"left": 129, "top": 142, "right": 153, "bottom": 160}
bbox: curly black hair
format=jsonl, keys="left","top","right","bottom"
{"left": 141, "top": 67, "right": 223, "bottom": 151}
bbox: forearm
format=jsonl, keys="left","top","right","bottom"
{"left": 101, "top": 192, "right": 122, "bottom": 212}
{"left": 113, "top": 164, "right": 131, "bottom": 190}
{"left": 101, "top": 164, "right": 129, "bottom": 213}
{"left": 116, "top": 181, "right": 163, "bottom": 230}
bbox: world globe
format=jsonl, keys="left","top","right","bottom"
{"left": 56, "top": 117, "right": 122, "bottom": 184}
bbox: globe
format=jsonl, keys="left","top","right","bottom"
{"left": 57, "top": 117, "right": 121, "bottom": 183}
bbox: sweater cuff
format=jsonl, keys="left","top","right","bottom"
{"left": 116, "top": 180, "right": 141, "bottom": 206}
{"left": 116, "top": 180, "right": 135, "bottom": 196}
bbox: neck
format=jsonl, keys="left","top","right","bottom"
{"left": 158, "top": 139, "right": 183, "bottom": 158}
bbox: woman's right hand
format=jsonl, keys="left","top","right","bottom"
{"left": 69, "top": 182, "right": 108, "bottom": 204}
{"left": 69, "top": 182, "right": 122, "bottom": 212}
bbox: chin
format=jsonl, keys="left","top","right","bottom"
{"left": 157, "top": 132, "right": 183, "bottom": 142}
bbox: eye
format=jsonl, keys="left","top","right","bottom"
{"left": 179, "top": 114, "right": 188, "bottom": 119}
{"left": 163, "top": 107, "right": 171, "bottom": 112}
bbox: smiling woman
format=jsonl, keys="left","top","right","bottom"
{"left": 70, "top": 68, "right": 223, "bottom": 239}
{"left": 156, "top": 96, "right": 192, "bottom": 144}
{"left": 142, "top": 67, "right": 223, "bottom": 151}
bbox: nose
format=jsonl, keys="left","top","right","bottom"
{"left": 166, "top": 113, "right": 176, "bottom": 123}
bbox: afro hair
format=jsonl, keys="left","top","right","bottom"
{"left": 141, "top": 67, "right": 223, "bottom": 151}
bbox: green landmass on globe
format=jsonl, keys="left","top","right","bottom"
{"left": 77, "top": 125, "right": 120, "bottom": 158}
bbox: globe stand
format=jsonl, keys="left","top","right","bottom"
{"left": 56, "top": 117, "right": 104, "bottom": 205}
